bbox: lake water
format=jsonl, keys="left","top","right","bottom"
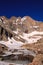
{"left": 0, "top": 60, "right": 30, "bottom": 65}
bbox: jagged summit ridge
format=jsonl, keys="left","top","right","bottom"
{"left": 0, "top": 16, "right": 43, "bottom": 42}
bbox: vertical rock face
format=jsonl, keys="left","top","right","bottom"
{"left": 0, "top": 26, "right": 8, "bottom": 41}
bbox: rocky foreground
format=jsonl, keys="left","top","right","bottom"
{"left": 0, "top": 16, "right": 43, "bottom": 65}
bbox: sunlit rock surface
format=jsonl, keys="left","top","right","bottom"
{"left": 0, "top": 16, "right": 43, "bottom": 65}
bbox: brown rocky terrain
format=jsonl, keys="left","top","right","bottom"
{"left": 28, "top": 54, "right": 43, "bottom": 65}
{"left": 0, "top": 16, "right": 43, "bottom": 41}
{"left": 0, "top": 16, "right": 43, "bottom": 65}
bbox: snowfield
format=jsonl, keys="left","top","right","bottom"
{"left": 0, "top": 31, "right": 43, "bottom": 50}
{"left": 19, "top": 31, "right": 43, "bottom": 43}
{"left": 0, "top": 37, "right": 24, "bottom": 50}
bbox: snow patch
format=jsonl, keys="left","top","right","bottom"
{"left": 16, "top": 19, "right": 19, "bottom": 22}
{"left": 13, "top": 28, "right": 20, "bottom": 34}
{"left": 23, "top": 31, "right": 43, "bottom": 37}
{"left": 0, "top": 37, "right": 24, "bottom": 50}
{"left": 33, "top": 26, "right": 39, "bottom": 28}
{"left": 13, "top": 30, "right": 18, "bottom": 34}
{"left": 30, "top": 26, "right": 39, "bottom": 29}
{"left": 21, "top": 17, "right": 27, "bottom": 22}
{"left": 19, "top": 31, "right": 43, "bottom": 43}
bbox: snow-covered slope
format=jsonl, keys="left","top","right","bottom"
{"left": 0, "top": 37, "right": 24, "bottom": 50}
{"left": 0, "top": 16, "right": 43, "bottom": 50}
{"left": 0, "top": 30, "right": 43, "bottom": 50}
{"left": 19, "top": 31, "right": 42, "bottom": 43}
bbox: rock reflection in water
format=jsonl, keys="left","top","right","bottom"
{"left": 0, "top": 60, "right": 29, "bottom": 65}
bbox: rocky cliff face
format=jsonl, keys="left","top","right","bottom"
{"left": 0, "top": 16, "right": 43, "bottom": 41}
{"left": 0, "top": 16, "right": 43, "bottom": 65}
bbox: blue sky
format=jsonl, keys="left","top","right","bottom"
{"left": 0, "top": 0, "right": 43, "bottom": 21}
